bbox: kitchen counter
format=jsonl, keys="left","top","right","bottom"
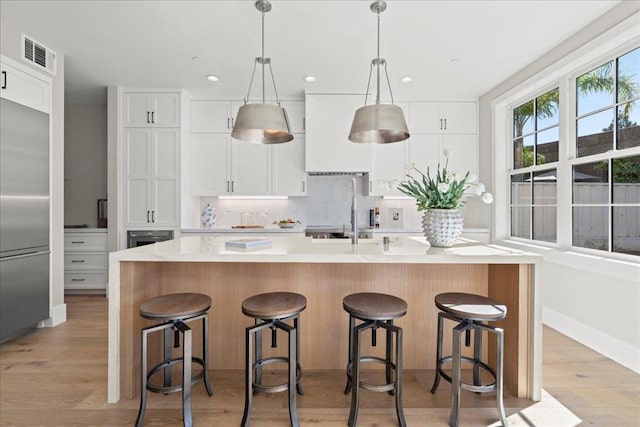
{"left": 108, "top": 236, "right": 542, "bottom": 404}
{"left": 181, "top": 226, "right": 304, "bottom": 234}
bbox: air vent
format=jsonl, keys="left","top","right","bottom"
{"left": 22, "top": 34, "right": 56, "bottom": 75}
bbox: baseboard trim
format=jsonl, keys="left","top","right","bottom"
{"left": 39, "top": 303, "right": 67, "bottom": 327}
{"left": 544, "top": 305, "right": 640, "bottom": 374}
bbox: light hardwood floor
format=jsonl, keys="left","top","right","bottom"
{"left": 1, "top": 296, "right": 638, "bottom": 426}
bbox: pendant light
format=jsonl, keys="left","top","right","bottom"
{"left": 231, "top": 0, "right": 293, "bottom": 144}
{"left": 348, "top": 1, "right": 410, "bottom": 144}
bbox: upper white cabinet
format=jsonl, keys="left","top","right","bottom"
{"left": 0, "top": 57, "right": 50, "bottom": 113}
{"left": 409, "top": 134, "right": 478, "bottom": 180}
{"left": 189, "top": 99, "right": 306, "bottom": 196}
{"left": 123, "top": 127, "right": 180, "bottom": 226}
{"left": 273, "top": 136, "right": 306, "bottom": 196}
{"left": 123, "top": 92, "right": 180, "bottom": 127}
{"left": 409, "top": 102, "right": 476, "bottom": 134}
{"left": 305, "top": 94, "right": 373, "bottom": 172}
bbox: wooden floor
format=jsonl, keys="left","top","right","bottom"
{"left": 1, "top": 296, "right": 638, "bottom": 426}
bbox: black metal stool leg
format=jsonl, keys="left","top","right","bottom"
{"left": 294, "top": 316, "right": 304, "bottom": 396}
{"left": 473, "top": 324, "right": 482, "bottom": 389}
{"left": 164, "top": 326, "right": 172, "bottom": 389}
{"left": 202, "top": 315, "right": 213, "bottom": 396}
{"left": 254, "top": 318, "right": 263, "bottom": 396}
{"left": 288, "top": 325, "right": 299, "bottom": 427}
{"left": 178, "top": 322, "right": 193, "bottom": 427}
{"left": 344, "top": 315, "right": 355, "bottom": 395}
{"left": 348, "top": 322, "right": 364, "bottom": 427}
{"left": 430, "top": 312, "right": 444, "bottom": 394}
{"left": 135, "top": 328, "right": 149, "bottom": 427}
{"left": 241, "top": 326, "right": 254, "bottom": 427}
{"left": 395, "top": 325, "right": 406, "bottom": 427}
{"left": 386, "top": 320, "right": 394, "bottom": 396}
{"left": 449, "top": 321, "right": 466, "bottom": 427}
{"left": 496, "top": 327, "right": 508, "bottom": 426}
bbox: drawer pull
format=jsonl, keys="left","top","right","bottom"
{"left": 71, "top": 260, "right": 85, "bottom": 263}
{"left": 71, "top": 278, "right": 86, "bottom": 282}
{"left": 71, "top": 241, "right": 85, "bottom": 244}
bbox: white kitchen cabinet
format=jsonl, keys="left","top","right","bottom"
{"left": 305, "top": 93, "right": 372, "bottom": 172}
{"left": 123, "top": 128, "right": 179, "bottom": 226}
{"left": 368, "top": 139, "right": 409, "bottom": 196}
{"left": 64, "top": 230, "right": 107, "bottom": 292}
{"left": 0, "top": 57, "right": 50, "bottom": 113}
{"left": 190, "top": 100, "right": 303, "bottom": 134}
{"left": 409, "top": 134, "right": 478, "bottom": 180}
{"left": 273, "top": 136, "right": 306, "bottom": 196}
{"left": 189, "top": 134, "right": 271, "bottom": 196}
{"left": 409, "top": 102, "right": 476, "bottom": 134}
{"left": 123, "top": 92, "right": 180, "bottom": 127}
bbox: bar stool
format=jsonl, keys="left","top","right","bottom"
{"left": 430, "top": 292, "right": 508, "bottom": 427}
{"left": 135, "top": 293, "right": 213, "bottom": 427}
{"left": 241, "top": 292, "right": 306, "bottom": 427}
{"left": 343, "top": 292, "right": 407, "bottom": 427}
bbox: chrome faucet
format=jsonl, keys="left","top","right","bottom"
{"left": 351, "top": 177, "right": 358, "bottom": 245}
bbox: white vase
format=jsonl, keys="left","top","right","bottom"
{"left": 201, "top": 204, "right": 217, "bottom": 228}
{"left": 421, "top": 209, "right": 464, "bottom": 248}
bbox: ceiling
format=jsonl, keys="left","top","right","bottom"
{"left": 0, "top": 0, "right": 622, "bottom": 105}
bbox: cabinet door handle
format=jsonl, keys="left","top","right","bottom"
{"left": 71, "top": 278, "right": 86, "bottom": 282}
{"left": 147, "top": 210, "right": 150, "bottom": 222}
{"left": 71, "top": 241, "right": 85, "bottom": 244}
{"left": 439, "top": 118, "right": 443, "bottom": 130}
{"left": 302, "top": 181, "right": 305, "bottom": 192}
{"left": 227, "top": 117, "right": 230, "bottom": 129}
{"left": 303, "top": 117, "right": 306, "bottom": 131}
{"left": 231, "top": 118, "right": 234, "bottom": 128}
{"left": 71, "top": 260, "right": 85, "bottom": 263}
{"left": 1, "top": 71, "right": 6, "bottom": 89}
{"left": 151, "top": 210, "right": 155, "bottom": 223}
{"left": 231, "top": 181, "right": 234, "bottom": 192}
{"left": 444, "top": 118, "right": 447, "bottom": 130}
{"left": 151, "top": 111, "right": 155, "bottom": 124}
{"left": 147, "top": 111, "right": 150, "bottom": 124}
{"left": 227, "top": 181, "right": 230, "bottom": 192}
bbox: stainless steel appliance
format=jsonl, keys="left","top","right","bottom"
{"left": 127, "top": 230, "right": 174, "bottom": 248}
{"left": 0, "top": 98, "right": 50, "bottom": 342}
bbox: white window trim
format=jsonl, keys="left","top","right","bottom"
{"left": 491, "top": 12, "right": 640, "bottom": 277}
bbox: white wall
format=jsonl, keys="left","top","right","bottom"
{"left": 0, "top": 17, "right": 66, "bottom": 325}
{"left": 479, "top": 2, "right": 640, "bottom": 372}
{"left": 64, "top": 102, "right": 108, "bottom": 227}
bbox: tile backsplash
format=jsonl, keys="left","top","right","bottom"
{"left": 187, "top": 174, "right": 486, "bottom": 230}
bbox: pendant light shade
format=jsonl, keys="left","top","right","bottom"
{"left": 349, "top": 104, "right": 409, "bottom": 144}
{"left": 348, "top": 1, "right": 410, "bottom": 144}
{"left": 232, "top": 0, "right": 293, "bottom": 144}
{"left": 232, "top": 104, "right": 293, "bottom": 144}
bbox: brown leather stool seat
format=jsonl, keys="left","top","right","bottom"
{"left": 343, "top": 292, "right": 407, "bottom": 427}
{"left": 430, "top": 292, "right": 508, "bottom": 427}
{"left": 241, "top": 292, "right": 306, "bottom": 427}
{"left": 135, "top": 293, "right": 213, "bottom": 427}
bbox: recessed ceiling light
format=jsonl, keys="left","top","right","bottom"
{"left": 192, "top": 56, "right": 200, "bottom": 61}
{"left": 303, "top": 76, "right": 316, "bottom": 82}
{"left": 400, "top": 76, "right": 412, "bottom": 83}
{"left": 450, "top": 58, "right": 460, "bottom": 63}
{"left": 205, "top": 74, "right": 220, "bottom": 82}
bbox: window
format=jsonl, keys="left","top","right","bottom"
{"left": 572, "top": 47, "right": 640, "bottom": 256}
{"left": 510, "top": 88, "right": 559, "bottom": 242}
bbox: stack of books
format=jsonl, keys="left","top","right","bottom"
{"left": 225, "top": 238, "right": 272, "bottom": 252}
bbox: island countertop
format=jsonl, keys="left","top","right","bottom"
{"left": 109, "top": 235, "right": 541, "bottom": 264}
{"left": 108, "top": 236, "right": 542, "bottom": 405}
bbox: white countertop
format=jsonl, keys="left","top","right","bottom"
{"left": 182, "top": 226, "right": 303, "bottom": 233}
{"left": 64, "top": 227, "right": 107, "bottom": 233}
{"left": 110, "top": 235, "right": 540, "bottom": 265}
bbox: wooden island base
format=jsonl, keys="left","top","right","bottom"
{"left": 116, "top": 261, "right": 534, "bottom": 402}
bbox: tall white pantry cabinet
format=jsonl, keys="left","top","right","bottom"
{"left": 121, "top": 91, "right": 180, "bottom": 228}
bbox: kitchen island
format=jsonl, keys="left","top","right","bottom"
{"left": 108, "top": 235, "right": 542, "bottom": 404}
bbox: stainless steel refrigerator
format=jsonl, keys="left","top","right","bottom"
{"left": 0, "top": 98, "right": 50, "bottom": 342}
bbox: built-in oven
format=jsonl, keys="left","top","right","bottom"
{"left": 127, "top": 230, "right": 174, "bottom": 248}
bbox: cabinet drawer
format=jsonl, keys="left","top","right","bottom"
{"left": 64, "top": 233, "right": 107, "bottom": 251}
{"left": 64, "top": 253, "right": 107, "bottom": 270}
{"left": 64, "top": 271, "right": 108, "bottom": 288}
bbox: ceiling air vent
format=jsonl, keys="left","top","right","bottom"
{"left": 22, "top": 34, "right": 56, "bottom": 75}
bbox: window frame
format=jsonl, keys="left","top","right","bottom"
{"left": 492, "top": 24, "right": 640, "bottom": 263}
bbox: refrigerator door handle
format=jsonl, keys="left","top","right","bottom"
{"left": 1, "top": 250, "right": 50, "bottom": 261}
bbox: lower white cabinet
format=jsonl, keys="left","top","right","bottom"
{"left": 64, "top": 230, "right": 108, "bottom": 291}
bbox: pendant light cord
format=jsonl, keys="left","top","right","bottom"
{"left": 262, "top": 10, "right": 265, "bottom": 104}
{"left": 363, "top": 3, "right": 395, "bottom": 107}
{"left": 376, "top": 10, "right": 381, "bottom": 105}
